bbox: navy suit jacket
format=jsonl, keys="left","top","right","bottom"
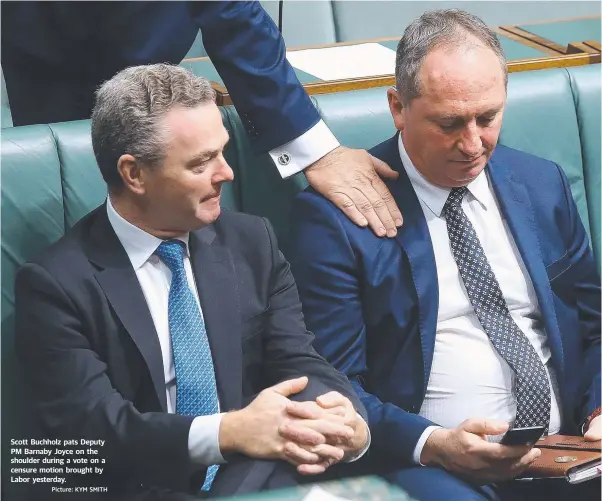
{"left": 15, "top": 207, "right": 365, "bottom": 496}
{"left": 289, "top": 135, "right": 601, "bottom": 465}
{"left": 1, "top": 1, "right": 318, "bottom": 151}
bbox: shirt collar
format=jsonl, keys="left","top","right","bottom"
{"left": 106, "top": 197, "right": 190, "bottom": 270}
{"left": 397, "top": 134, "right": 491, "bottom": 217}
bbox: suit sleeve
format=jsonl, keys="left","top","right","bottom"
{"left": 14, "top": 263, "right": 196, "bottom": 489}
{"left": 188, "top": 1, "right": 321, "bottom": 154}
{"left": 556, "top": 164, "right": 601, "bottom": 424}
{"left": 257, "top": 217, "right": 367, "bottom": 422}
{"left": 288, "top": 192, "right": 435, "bottom": 464}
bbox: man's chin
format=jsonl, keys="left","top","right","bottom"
{"left": 193, "top": 206, "right": 222, "bottom": 229}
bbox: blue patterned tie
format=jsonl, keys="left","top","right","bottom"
{"left": 155, "top": 240, "right": 219, "bottom": 490}
{"left": 443, "top": 187, "right": 551, "bottom": 432}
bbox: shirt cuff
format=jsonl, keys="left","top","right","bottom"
{"left": 188, "top": 413, "right": 227, "bottom": 465}
{"left": 269, "top": 120, "right": 340, "bottom": 179}
{"left": 412, "top": 426, "right": 442, "bottom": 465}
{"left": 345, "top": 414, "right": 371, "bottom": 463}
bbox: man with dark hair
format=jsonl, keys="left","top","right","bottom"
{"left": 289, "top": 9, "right": 600, "bottom": 501}
{"left": 15, "top": 64, "right": 369, "bottom": 501}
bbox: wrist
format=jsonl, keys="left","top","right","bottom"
{"left": 306, "top": 145, "right": 344, "bottom": 173}
{"left": 420, "top": 428, "right": 448, "bottom": 467}
{"left": 219, "top": 410, "right": 244, "bottom": 455}
{"left": 345, "top": 419, "right": 369, "bottom": 459}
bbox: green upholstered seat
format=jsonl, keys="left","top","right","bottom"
{"left": 219, "top": 105, "right": 307, "bottom": 252}
{"left": 184, "top": 30, "right": 206, "bottom": 59}
{"left": 499, "top": 68, "right": 591, "bottom": 242}
{"left": 567, "top": 64, "right": 602, "bottom": 269}
{"left": 49, "top": 121, "right": 108, "bottom": 228}
{"left": 1, "top": 125, "right": 66, "bottom": 499}
{"left": 1, "top": 65, "right": 600, "bottom": 498}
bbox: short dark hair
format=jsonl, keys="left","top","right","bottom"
{"left": 396, "top": 9, "right": 507, "bottom": 104}
{"left": 91, "top": 64, "right": 216, "bottom": 190}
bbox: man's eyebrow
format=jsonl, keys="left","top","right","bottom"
{"left": 185, "top": 151, "right": 216, "bottom": 165}
{"left": 434, "top": 106, "right": 503, "bottom": 121}
{"left": 185, "top": 137, "right": 230, "bottom": 165}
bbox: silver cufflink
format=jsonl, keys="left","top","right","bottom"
{"left": 277, "top": 153, "right": 291, "bottom": 166}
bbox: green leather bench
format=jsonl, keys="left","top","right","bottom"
{"left": 2, "top": 65, "right": 600, "bottom": 499}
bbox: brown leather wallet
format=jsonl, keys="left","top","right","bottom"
{"left": 520, "top": 435, "right": 601, "bottom": 483}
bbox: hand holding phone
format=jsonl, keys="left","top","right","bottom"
{"left": 500, "top": 426, "right": 545, "bottom": 446}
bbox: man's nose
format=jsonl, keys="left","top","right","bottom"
{"left": 457, "top": 123, "right": 483, "bottom": 157}
{"left": 215, "top": 156, "right": 234, "bottom": 183}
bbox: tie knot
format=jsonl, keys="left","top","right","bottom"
{"left": 155, "top": 240, "right": 186, "bottom": 273}
{"left": 443, "top": 186, "right": 468, "bottom": 215}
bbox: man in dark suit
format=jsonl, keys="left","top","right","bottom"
{"left": 288, "top": 10, "right": 600, "bottom": 501}
{"left": 14, "top": 64, "right": 370, "bottom": 501}
{"left": 1, "top": 0, "right": 402, "bottom": 239}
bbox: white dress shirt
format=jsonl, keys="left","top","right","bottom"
{"left": 395, "top": 136, "right": 562, "bottom": 464}
{"left": 270, "top": 120, "right": 340, "bottom": 178}
{"left": 107, "top": 198, "right": 370, "bottom": 466}
{"left": 107, "top": 198, "right": 226, "bottom": 466}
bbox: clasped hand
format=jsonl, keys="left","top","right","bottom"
{"left": 219, "top": 376, "right": 368, "bottom": 475}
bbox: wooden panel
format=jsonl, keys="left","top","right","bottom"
{"left": 213, "top": 55, "right": 600, "bottom": 106}
{"left": 499, "top": 26, "right": 567, "bottom": 54}
{"left": 568, "top": 42, "right": 600, "bottom": 55}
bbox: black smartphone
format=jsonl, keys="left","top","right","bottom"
{"left": 500, "top": 426, "right": 545, "bottom": 446}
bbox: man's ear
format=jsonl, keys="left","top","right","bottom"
{"left": 117, "top": 154, "right": 146, "bottom": 195}
{"left": 387, "top": 87, "right": 405, "bottom": 132}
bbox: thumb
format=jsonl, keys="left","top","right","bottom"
{"left": 371, "top": 155, "right": 399, "bottom": 180}
{"left": 317, "top": 391, "right": 349, "bottom": 409}
{"left": 460, "top": 418, "right": 509, "bottom": 437}
{"left": 270, "top": 376, "right": 309, "bottom": 397}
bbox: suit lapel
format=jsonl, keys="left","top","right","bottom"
{"left": 380, "top": 135, "right": 440, "bottom": 392}
{"left": 85, "top": 207, "right": 168, "bottom": 411}
{"left": 189, "top": 225, "right": 243, "bottom": 412}
{"left": 488, "top": 155, "right": 565, "bottom": 379}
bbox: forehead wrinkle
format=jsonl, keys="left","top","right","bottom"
{"left": 417, "top": 46, "right": 505, "bottom": 115}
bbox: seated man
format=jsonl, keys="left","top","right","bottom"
{"left": 14, "top": 64, "right": 369, "bottom": 501}
{"left": 288, "top": 9, "right": 600, "bottom": 501}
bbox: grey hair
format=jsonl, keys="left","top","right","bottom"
{"left": 91, "top": 63, "right": 216, "bottom": 189}
{"left": 395, "top": 9, "right": 507, "bottom": 103}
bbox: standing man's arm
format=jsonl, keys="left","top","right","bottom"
{"left": 188, "top": 1, "right": 402, "bottom": 237}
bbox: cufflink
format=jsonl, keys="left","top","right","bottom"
{"left": 277, "top": 153, "right": 291, "bottom": 166}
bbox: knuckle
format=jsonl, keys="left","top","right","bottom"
{"left": 358, "top": 201, "right": 373, "bottom": 212}
{"left": 339, "top": 198, "right": 355, "bottom": 209}
{"left": 370, "top": 199, "right": 387, "bottom": 211}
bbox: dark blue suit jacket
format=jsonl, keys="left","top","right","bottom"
{"left": 289, "top": 134, "right": 601, "bottom": 464}
{"left": 15, "top": 207, "right": 365, "bottom": 497}
{"left": 1, "top": 1, "right": 318, "bottom": 151}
